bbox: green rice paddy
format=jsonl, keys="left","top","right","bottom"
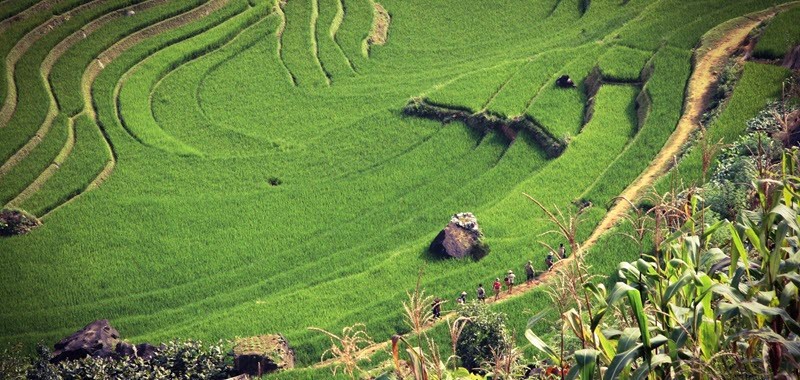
{"left": 0, "top": 0, "right": 796, "bottom": 371}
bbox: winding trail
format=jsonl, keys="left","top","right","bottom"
{"left": 311, "top": 5, "right": 789, "bottom": 370}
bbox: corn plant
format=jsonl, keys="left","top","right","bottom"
{"left": 309, "top": 324, "right": 374, "bottom": 379}
{"left": 526, "top": 151, "right": 800, "bottom": 379}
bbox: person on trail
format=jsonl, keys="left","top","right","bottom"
{"left": 457, "top": 291, "right": 467, "bottom": 305}
{"left": 546, "top": 253, "right": 555, "bottom": 270}
{"left": 432, "top": 298, "right": 442, "bottom": 319}
{"left": 558, "top": 243, "right": 567, "bottom": 259}
{"left": 506, "top": 270, "right": 516, "bottom": 294}
{"left": 525, "top": 260, "right": 535, "bottom": 284}
{"left": 477, "top": 284, "right": 486, "bottom": 302}
{"left": 493, "top": 278, "right": 502, "bottom": 300}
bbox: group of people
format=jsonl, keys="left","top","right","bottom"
{"left": 431, "top": 244, "right": 569, "bottom": 319}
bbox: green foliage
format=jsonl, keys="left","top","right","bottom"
{"left": 753, "top": 7, "right": 800, "bottom": 59}
{"left": 0, "top": 0, "right": 796, "bottom": 369}
{"left": 701, "top": 60, "right": 742, "bottom": 125}
{"left": 0, "top": 343, "right": 30, "bottom": 379}
{"left": 455, "top": 302, "right": 510, "bottom": 372}
{"left": 26, "top": 340, "right": 232, "bottom": 380}
{"left": 527, "top": 149, "right": 800, "bottom": 378}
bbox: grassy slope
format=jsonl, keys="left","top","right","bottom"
{"left": 0, "top": 0, "right": 792, "bottom": 370}
{"left": 753, "top": 6, "right": 800, "bottom": 59}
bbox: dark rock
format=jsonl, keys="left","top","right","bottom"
{"left": 0, "top": 208, "right": 41, "bottom": 236}
{"left": 51, "top": 320, "right": 121, "bottom": 363}
{"left": 135, "top": 343, "right": 159, "bottom": 360}
{"left": 782, "top": 45, "right": 800, "bottom": 70}
{"left": 556, "top": 75, "right": 575, "bottom": 88}
{"left": 430, "top": 212, "right": 488, "bottom": 259}
{"left": 233, "top": 335, "right": 295, "bottom": 376}
{"left": 114, "top": 341, "right": 135, "bottom": 358}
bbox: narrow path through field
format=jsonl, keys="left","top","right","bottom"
{"left": 311, "top": 5, "right": 788, "bottom": 370}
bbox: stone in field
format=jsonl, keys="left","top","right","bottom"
{"left": 430, "top": 212, "right": 489, "bottom": 260}
{"left": 233, "top": 334, "right": 295, "bottom": 376}
{"left": 52, "top": 319, "right": 160, "bottom": 363}
{"left": 556, "top": 75, "right": 576, "bottom": 88}
{"left": 782, "top": 45, "right": 800, "bottom": 70}
{"left": 51, "top": 319, "right": 121, "bottom": 363}
{"left": 0, "top": 208, "right": 41, "bottom": 236}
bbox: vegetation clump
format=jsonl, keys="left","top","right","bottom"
{"left": 13, "top": 340, "right": 233, "bottom": 380}
{"left": 704, "top": 100, "right": 798, "bottom": 220}
{"left": 0, "top": 208, "right": 40, "bottom": 236}
{"left": 403, "top": 97, "right": 566, "bottom": 158}
{"left": 455, "top": 302, "right": 512, "bottom": 373}
{"left": 527, "top": 146, "right": 800, "bottom": 378}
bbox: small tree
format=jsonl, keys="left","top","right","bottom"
{"left": 455, "top": 302, "right": 511, "bottom": 373}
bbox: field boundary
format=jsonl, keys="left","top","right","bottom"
{"left": 0, "top": 0, "right": 108, "bottom": 129}
{"left": 40, "top": 0, "right": 232, "bottom": 218}
{"left": 0, "top": 0, "right": 170, "bottom": 181}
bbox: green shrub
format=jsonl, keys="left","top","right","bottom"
{"left": 455, "top": 302, "right": 510, "bottom": 372}
{"left": 25, "top": 340, "right": 233, "bottom": 379}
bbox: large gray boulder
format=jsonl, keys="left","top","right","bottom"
{"left": 430, "top": 212, "right": 489, "bottom": 260}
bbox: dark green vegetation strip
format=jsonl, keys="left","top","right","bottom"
{"left": 0, "top": 0, "right": 40, "bottom": 23}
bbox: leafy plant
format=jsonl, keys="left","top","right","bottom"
{"left": 526, "top": 150, "right": 800, "bottom": 379}
{"left": 24, "top": 340, "right": 232, "bottom": 380}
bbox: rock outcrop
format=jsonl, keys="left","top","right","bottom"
{"left": 430, "top": 212, "right": 489, "bottom": 260}
{"left": 782, "top": 45, "right": 800, "bottom": 70}
{"left": 556, "top": 75, "right": 576, "bottom": 88}
{"left": 0, "top": 208, "right": 41, "bottom": 236}
{"left": 51, "top": 320, "right": 121, "bottom": 363}
{"left": 51, "top": 319, "right": 159, "bottom": 363}
{"left": 233, "top": 335, "right": 295, "bottom": 376}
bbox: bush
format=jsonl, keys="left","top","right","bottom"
{"left": 704, "top": 130, "right": 782, "bottom": 219}
{"left": 0, "top": 208, "right": 40, "bottom": 236}
{"left": 0, "top": 344, "right": 30, "bottom": 379}
{"left": 455, "top": 302, "right": 510, "bottom": 372}
{"left": 25, "top": 340, "right": 233, "bottom": 379}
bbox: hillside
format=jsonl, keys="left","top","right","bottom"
{"left": 0, "top": 0, "right": 797, "bottom": 371}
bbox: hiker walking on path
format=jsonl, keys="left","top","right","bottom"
{"left": 558, "top": 243, "right": 567, "bottom": 259}
{"left": 525, "top": 260, "right": 535, "bottom": 284}
{"left": 546, "top": 253, "right": 554, "bottom": 270}
{"left": 493, "top": 278, "right": 502, "bottom": 301}
{"left": 432, "top": 298, "right": 442, "bottom": 319}
{"left": 506, "top": 270, "right": 516, "bottom": 294}
{"left": 477, "top": 284, "right": 486, "bottom": 302}
{"left": 457, "top": 291, "right": 467, "bottom": 305}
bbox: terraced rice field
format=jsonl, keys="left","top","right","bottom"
{"left": 0, "top": 0, "right": 797, "bottom": 370}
